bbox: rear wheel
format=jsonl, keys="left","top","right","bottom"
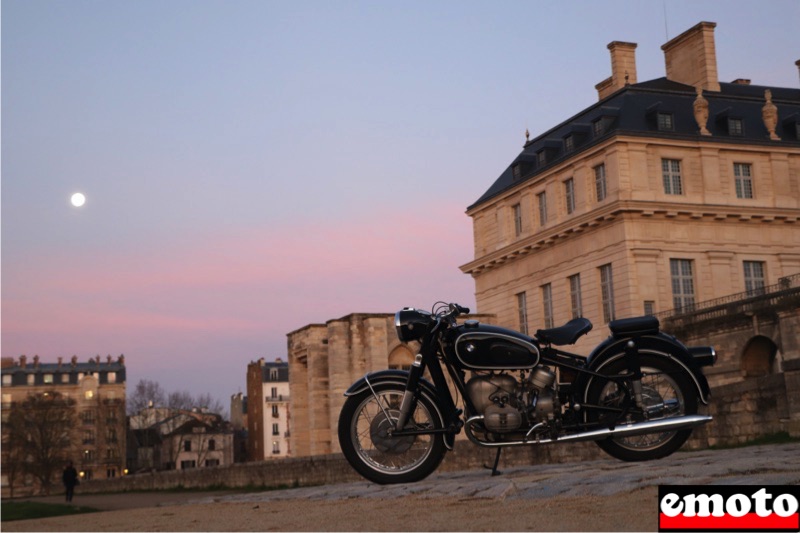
{"left": 585, "top": 354, "right": 698, "bottom": 461}
{"left": 338, "top": 382, "right": 446, "bottom": 484}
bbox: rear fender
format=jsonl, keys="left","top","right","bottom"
{"left": 577, "top": 333, "right": 711, "bottom": 404}
{"left": 344, "top": 370, "right": 456, "bottom": 450}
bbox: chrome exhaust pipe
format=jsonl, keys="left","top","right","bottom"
{"left": 464, "top": 414, "right": 712, "bottom": 447}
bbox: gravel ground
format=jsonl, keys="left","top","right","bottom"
{"left": 6, "top": 441, "right": 800, "bottom": 532}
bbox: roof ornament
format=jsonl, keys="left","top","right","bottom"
{"left": 525, "top": 128, "right": 530, "bottom": 142}
{"left": 693, "top": 86, "right": 711, "bottom": 136}
{"left": 762, "top": 89, "right": 781, "bottom": 141}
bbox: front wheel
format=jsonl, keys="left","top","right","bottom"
{"left": 338, "top": 382, "right": 446, "bottom": 484}
{"left": 585, "top": 354, "right": 698, "bottom": 461}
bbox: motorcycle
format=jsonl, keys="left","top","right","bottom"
{"left": 338, "top": 302, "right": 716, "bottom": 484}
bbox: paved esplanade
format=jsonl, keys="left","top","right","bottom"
{"left": 190, "top": 442, "right": 800, "bottom": 505}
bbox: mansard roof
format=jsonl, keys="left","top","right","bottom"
{"left": 468, "top": 78, "right": 800, "bottom": 211}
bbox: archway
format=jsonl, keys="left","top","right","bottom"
{"left": 740, "top": 335, "right": 779, "bottom": 377}
{"left": 388, "top": 345, "right": 414, "bottom": 371}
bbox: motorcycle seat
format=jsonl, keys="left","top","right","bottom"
{"left": 536, "top": 317, "right": 593, "bottom": 346}
{"left": 609, "top": 316, "right": 660, "bottom": 338}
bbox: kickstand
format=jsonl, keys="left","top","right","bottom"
{"left": 483, "top": 448, "right": 502, "bottom": 476}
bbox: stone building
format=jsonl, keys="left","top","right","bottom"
{"left": 246, "top": 358, "right": 290, "bottom": 460}
{"left": 286, "top": 312, "right": 493, "bottom": 456}
{"left": 1, "top": 355, "right": 127, "bottom": 496}
{"left": 460, "top": 21, "right": 800, "bottom": 372}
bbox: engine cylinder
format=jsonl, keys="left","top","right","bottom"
{"left": 484, "top": 403, "right": 522, "bottom": 432}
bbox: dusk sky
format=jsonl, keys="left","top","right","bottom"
{"left": 3, "top": 0, "right": 798, "bottom": 412}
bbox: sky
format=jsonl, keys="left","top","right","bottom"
{"left": 3, "top": 0, "right": 798, "bottom": 413}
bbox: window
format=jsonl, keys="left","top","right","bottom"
{"left": 84, "top": 449, "right": 95, "bottom": 462}
{"left": 271, "top": 387, "right": 278, "bottom": 399}
{"left": 744, "top": 261, "right": 766, "bottom": 294}
{"left": 728, "top": 118, "right": 744, "bottom": 136}
{"left": 537, "top": 192, "right": 547, "bottom": 226}
{"left": 61, "top": 374, "right": 70, "bottom": 384}
{"left": 600, "top": 264, "right": 615, "bottom": 323}
{"left": 657, "top": 113, "right": 674, "bottom": 131}
{"left": 512, "top": 163, "right": 522, "bottom": 180}
{"left": 670, "top": 259, "right": 696, "bottom": 310}
{"left": 541, "top": 284, "right": 554, "bottom": 329}
{"left": 106, "top": 468, "right": 116, "bottom": 478}
{"left": 564, "top": 135, "right": 574, "bottom": 152}
{"left": 27, "top": 374, "right": 35, "bottom": 385}
{"left": 513, "top": 203, "right": 523, "bottom": 236}
{"left": 205, "top": 459, "right": 220, "bottom": 467}
{"left": 180, "top": 460, "right": 196, "bottom": 470}
{"left": 208, "top": 439, "right": 216, "bottom": 451}
{"left": 734, "top": 163, "right": 754, "bottom": 199}
{"left": 594, "top": 164, "right": 607, "bottom": 201}
{"left": 106, "top": 429, "right": 118, "bottom": 443}
{"left": 644, "top": 301, "right": 655, "bottom": 316}
{"left": 184, "top": 440, "right": 192, "bottom": 452}
{"left": 270, "top": 368, "right": 278, "bottom": 380}
{"left": 564, "top": 178, "right": 575, "bottom": 214}
{"left": 82, "top": 410, "right": 95, "bottom": 424}
{"left": 106, "top": 448, "right": 119, "bottom": 459}
{"left": 272, "top": 441, "right": 280, "bottom": 454}
{"left": 661, "top": 159, "right": 683, "bottom": 195}
{"left": 593, "top": 119, "right": 604, "bottom": 137}
{"left": 2, "top": 374, "right": 10, "bottom": 386}
{"left": 537, "top": 151, "right": 546, "bottom": 166}
{"left": 569, "top": 274, "right": 583, "bottom": 319}
{"left": 85, "top": 390, "right": 94, "bottom": 400}
{"left": 516, "top": 292, "right": 529, "bottom": 335}
{"left": 272, "top": 405, "right": 279, "bottom": 418}
{"left": 107, "top": 372, "right": 116, "bottom": 384}
{"left": 43, "top": 374, "right": 53, "bottom": 384}
{"left": 273, "top": 423, "right": 279, "bottom": 436}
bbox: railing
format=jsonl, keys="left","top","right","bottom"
{"left": 655, "top": 273, "right": 800, "bottom": 324}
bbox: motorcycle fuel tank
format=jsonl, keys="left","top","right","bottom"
{"left": 454, "top": 322, "right": 540, "bottom": 370}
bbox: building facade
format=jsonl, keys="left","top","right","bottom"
{"left": 1, "top": 355, "right": 127, "bottom": 496}
{"left": 460, "top": 22, "right": 800, "bottom": 374}
{"left": 246, "top": 358, "right": 290, "bottom": 460}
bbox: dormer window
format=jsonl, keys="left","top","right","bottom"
{"left": 512, "top": 163, "right": 522, "bottom": 180}
{"left": 657, "top": 112, "right": 674, "bottom": 131}
{"left": 537, "top": 151, "right": 546, "bottom": 167}
{"left": 592, "top": 119, "right": 604, "bottom": 137}
{"left": 728, "top": 118, "right": 744, "bottom": 136}
{"left": 564, "top": 134, "right": 575, "bottom": 152}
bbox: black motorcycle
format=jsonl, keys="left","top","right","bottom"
{"left": 338, "top": 302, "right": 715, "bottom": 484}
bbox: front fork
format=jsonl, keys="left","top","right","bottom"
{"left": 394, "top": 354, "right": 424, "bottom": 430}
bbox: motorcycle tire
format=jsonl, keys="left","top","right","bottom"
{"left": 585, "top": 353, "right": 698, "bottom": 462}
{"left": 338, "top": 382, "right": 446, "bottom": 484}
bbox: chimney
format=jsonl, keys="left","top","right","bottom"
{"left": 106, "top": 355, "right": 112, "bottom": 365}
{"left": 118, "top": 354, "right": 125, "bottom": 366}
{"left": 20, "top": 355, "right": 27, "bottom": 369}
{"left": 33, "top": 355, "right": 40, "bottom": 368}
{"left": 596, "top": 41, "right": 638, "bottom": 100}
{"left": 58, "top": 357, "right": 63, "bottom": 369}
{"left": 662, "top": 21, "right": 720, "bottom": 92}
{"left": 71, "top": 355, "right": 78, "bottom": 367}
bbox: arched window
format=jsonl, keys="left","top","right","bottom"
{"left": 388, "top": 345, "right": 414, "bottom": 371}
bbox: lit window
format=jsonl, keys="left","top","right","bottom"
{"left": 27, "top": 375, "right": 35, "bottom": 385}
{"left": 61, "top": 374, "right": 70, "bottom": 384}
{"left": 661, "top": 159, "right": 682, "bottom": 195}
{"left": 734, "top": 163, "right": 753, "bottom": 199}
{"left": 107, "top": 372, "right": 116, "bottom": 384}
{"left": 2, "top": 375, "right": 11, "bottom": 386}
{"left": 43, "top": 374, "right": 54, "bottom": 384}
{"left": 85, "top": 390, "right": 94, "bottom": 400}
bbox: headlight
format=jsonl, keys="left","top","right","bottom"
{"left": 395, "top": 308, "right": 433, "bottom": 343}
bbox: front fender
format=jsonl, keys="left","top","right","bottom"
{"left": 578, "top": 333, "right": 711, "bottom": 404}
{"left": 343, "top": 369, "right": 456, "bottom": 450}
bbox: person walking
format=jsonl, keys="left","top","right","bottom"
{"left": 62, "top": 461, "right": 79, "bottom": 503}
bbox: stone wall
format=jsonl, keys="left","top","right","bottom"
{"left": 72, "top": 369, "right": 797, "bottom": 495}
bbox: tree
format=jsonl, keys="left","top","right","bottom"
{"left": 6, "top": 391, "right": 76, "bottom": 495}
{"left": 127, "top": 379, "right": 166, "bottom": 415}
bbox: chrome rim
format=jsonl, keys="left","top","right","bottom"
{"left": 350, "top": 389, "right": 435, "bottom": 475}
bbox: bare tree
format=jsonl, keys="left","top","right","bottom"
{"left": 127, "top": 379, "right": 166, "bottom": 415}
{"left": 6, "top": 391, "right": 76, "bottom": 494}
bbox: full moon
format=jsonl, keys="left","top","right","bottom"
{"left": 70, "top": 192, "right": 86, "bottom": 207}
